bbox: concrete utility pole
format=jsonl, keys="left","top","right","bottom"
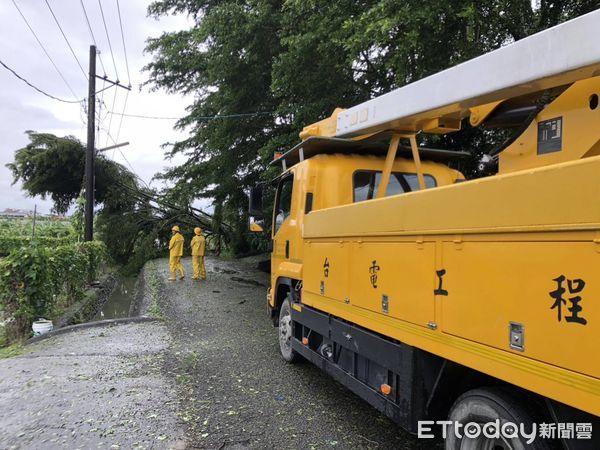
{"left": 83, "top": 45, "right": 132, "bottom": 241}
{"left": 31, "top": 204, "right": 37, "bottom": 239}
{"left": 84, "top": 45, "right": 96, "bottom": 242}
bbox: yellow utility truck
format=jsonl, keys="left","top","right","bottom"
{"left": 249, "top": 11, "right": 600, "bottom": 449}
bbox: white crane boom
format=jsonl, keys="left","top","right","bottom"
{"left": 335, "top": 9, "right": 600, "bottom": 137}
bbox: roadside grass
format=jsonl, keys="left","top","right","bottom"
{"left": 147, "top": 262, "right": 164, "bottom": 319}
{"left": 0, "top": 341, "right": 24, "bottom": 359}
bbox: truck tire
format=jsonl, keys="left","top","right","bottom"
{"left": 278, "top": 297, "right": 298, "bottom": 363}
{"left": 446, "top": 387, "right": 554, "bottom": 450}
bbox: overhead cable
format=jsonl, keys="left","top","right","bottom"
{"left": 115, "top": 0, "right": 131, "bottom": 86}
{"left": 0, "top": 59, "right": 83, "bottom": 104}
{"left": 43, "top": 0, "right": 88, "bottom": 80}
{"left": 79, "top": 0, "right": 108, "bottom": 77}
{"left": 97, "top": 0, "right": 119, "bottom": 81}
{"left": 105, "top": 86, "right": 119, "bottom": 147}
{"left": 115, "top": 90, "right": 129, "bottom": 143}
{"left": 11, "top": 0, "right": 80, "bottom": 100}
{"left": 107, "top": 111, "right": 276, "bottom": 120}
{"left": 115, "top": 147, "right": 151, "bottom": 189}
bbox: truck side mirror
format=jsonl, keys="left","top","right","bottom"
{"left": 249, "top": 185, "right": 264, "bottom": 219}
{"left": 249, "top": 222, "right": 264, "bottom": 233}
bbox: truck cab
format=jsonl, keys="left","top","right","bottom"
{"left": 267, "top": 137, "right": 464, "bottom": 322}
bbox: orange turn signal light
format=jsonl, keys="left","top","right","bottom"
{"left": 302, "top": 337, "right": 309, "bottom": 345}
{"left": 380, "top": 384, "right": 392, "bottom": 396}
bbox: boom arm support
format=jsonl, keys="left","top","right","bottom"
{"left": 335, "top": 10, "right": 600, "bottom": 138}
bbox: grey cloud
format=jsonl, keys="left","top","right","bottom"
{"left": 0, "top": 0, "right": 193, "bottom": 214}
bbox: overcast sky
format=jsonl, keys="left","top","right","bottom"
{"left": 0, "top": 0, "right": 193, "bottom": 214}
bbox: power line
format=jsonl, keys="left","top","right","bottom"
{"left": 79, "top": 0, "right": 108, "bottom": 77}
{"left": 0, "top": 59, "right": 83, "bottom": 104}
{"left": 106, "top": 111, "right": 276, "bottom": 120}
{"left": 11, "top": 0, "right": 79, "bottom": 100}
{"left": 115, "top": 0, "right": 131, "bottom": 86}
{"left": 115, "top": 90, "right": 129, "bottom": 143}
{"left": 83, "top": 94, "right": 113, "bottom": 146}
{"left": 98, "top": 138, "right": 151, "bottom": 190}
{"left": 97, "top": 78, "right": 107, "bottom": 144}
{"left": 97, "top": 0, "right": 119, "bottom": 81}
{"left": 105, "top": 86, "right": 119, "bottom": 147}
{"left": 112, "top": 147, "right": 150, "bottom": 189}
{"left": 96, "top": 93, "right": 103, "bottom": 143}
{"left": 43, "top": 0, "right": 88, "bottom": 80}
{"left": 94, "top": 102, "right": 115, "bottom": 145}
{"left": 97, "top": 117, "right": 118, "bottom": 148}
{"left": 119, "top": 149, "right": 149, "bottom": 188}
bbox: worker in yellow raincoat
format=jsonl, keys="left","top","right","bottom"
{"left": 190, "top": 227, "right": 206, "bottom": 280}
{"left": 168, "top": 225, "right": 185, "bottom": 281}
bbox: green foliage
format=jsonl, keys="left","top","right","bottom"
{"left": 146, "top": 261, "right": 164, "bottom": 319}
{"left": 246, "top": 230, "right": 272, "bottom": 254}
{"left": 70, "top": 194, "right": 86, "bottom": 242}
{"left": 6, "top": 132, "right": 139, "bottom": 215}
{"left": 0, "top": 342, "right": 24, "bottom": 359}
{"left": 0, "top": 218, "right": 75, "bottom": 256}
{"left": 0, "top": 241, "right": 106, "bottom": 343}
{"left": 145, "top": 0, "right": 600, "bottom": 253}
{"left": 120, "top": 229, "right": 163, "bottom": 275}
{"left": 0, "top": 236, "right": 72, "bottom": 257}
{"left": 0, "top": 218, "right": 73, "bottom": 238}
{"left": 146, "top": 0, "right": 284, "bottom": 255}
{"left": 7, "top": 133, "right": 169, "bottom": 270}
{"left": 6, "top": 133, "right": 86, "bottom": 215}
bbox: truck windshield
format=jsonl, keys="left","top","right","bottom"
{"left": 353, "top": 171, "right": 436, "bottom": 202}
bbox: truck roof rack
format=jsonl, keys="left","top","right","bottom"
{"left": 271, "top": 135, "right": 470, "bottom": 168}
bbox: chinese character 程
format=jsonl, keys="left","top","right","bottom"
{"left": 369, "top": 260, "right": 380, "bottom": 288}
{"left": 549, "top": 275, "right": 587, "bottom": 325}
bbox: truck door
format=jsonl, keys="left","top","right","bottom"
{"left": 348, "top": 170, "right": 437, "bottom": 327}
{"left": 271, "top": 172, "right": 298, "bottom": 281}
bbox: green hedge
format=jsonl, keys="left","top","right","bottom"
{"left": 0, "top": 236, "right": 72, "bottom": 257}
{"left": 0, "top": 219, "right": 73, "bottom": 237}
{"left": 0, "top": 241, "right": 106, "bottom": 344}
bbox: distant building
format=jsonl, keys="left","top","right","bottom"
{"left": 47, "top": 214, "right": 66, "bottom": 220}
{"left": 0, "top": 208, "right": 33, "bottom": 219}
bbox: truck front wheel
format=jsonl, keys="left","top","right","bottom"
{"left": 278, "top": 297, "right": 298, "bottom": 363}
{"left": 446, "top": 387, "right": 553, "bottom": 450}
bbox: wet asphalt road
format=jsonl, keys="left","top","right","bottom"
{"left": 0, "top": 320, "right": 185, "bottom": 449}
{"left": 155, "top": 256, "right": 432, "bottom": 449}
{"left": 0, "top": 256, "right": 437, "bottom": 449}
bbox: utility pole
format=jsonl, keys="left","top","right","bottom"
{"left": 31, "top": 204, "right": 37, "bottom": 239}
{"left": 83, "top": 45, "right": 131, "bottom": 242}
{"left": 84, "top": 45, "right": 96, "bottom": 242}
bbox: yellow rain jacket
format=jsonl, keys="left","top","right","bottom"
{"left": 191, "top": 233, "right": 205, "bottom": 256}
{"left": 191, "top": 227, "right": 206, "bottom": 280}
{"left": 169, "top": 232, "right": 184, "bottom": 257}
